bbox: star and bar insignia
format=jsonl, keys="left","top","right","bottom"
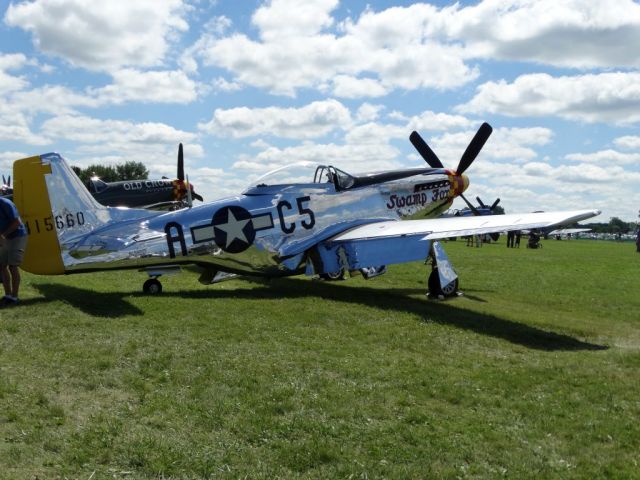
{"left": 190, "top": 206, "right": 273, "bottom": 254}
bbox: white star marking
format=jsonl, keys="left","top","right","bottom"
{"left": 216, "top": 209, "right": 251, "bottom": 248}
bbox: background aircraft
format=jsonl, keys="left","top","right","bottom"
{"left": 442, "top": 196, "right": 502, "bottom": 242}
{"left": 547, "top": 227, "right": 591, "bottom": 239}
{"left": 1, "top": 174, "right": 12, "bottom": 198}
{"left": 13, "top": 123, "right": 600, "bottom": 296}
{"left": 85, "top": 144, "right": 204, "bottom": 209}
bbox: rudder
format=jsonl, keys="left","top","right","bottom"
{"left": 13, "top": 155, "right": 65, "bottom": 274}
{"left": 13, "top": 153, "right": 109, "bottom": 275}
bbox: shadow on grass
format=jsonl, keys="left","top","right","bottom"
{"left": 32, "top": 283, "right": 143, "bottom": 317}
{"left": 31, "top": 277, "right": 607, "bottom": 352}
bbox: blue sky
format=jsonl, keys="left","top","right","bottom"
{"left": 1, "top": 0, "right": 639, "bottom": 221}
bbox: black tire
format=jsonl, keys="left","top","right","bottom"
{"left": 428, "top": 268, "right": 458, "bottom": 297}
{"left": 143, "top": 278, "right": 162, "bottom": 294}
{"left": 320, "top": 269, "right": 345, "bottom": 281}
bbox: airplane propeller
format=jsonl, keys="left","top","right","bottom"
{"left": 174, "top": 143, "right": 204, "bottom": 203}
{"left": 1, "top": 174, "right": 11, "bottom": 196}
{"left": 476, "top": 196, "right": 501, "bottom": 212}
{"left": 409, "top": 122, "right": 493, "bottom": 212}
{"left": 410, "top": 122, "right": 492, "bottom": 175}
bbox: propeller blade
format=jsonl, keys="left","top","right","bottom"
{"left": 409, "top": 131, "right": 444, "bottom": 169}
{"left": 192, "top": 191, "right": 204, "bottom": 202}
{"left": 7, "top": 175, "right": 10, "bottom": 187}
{"left": 177, "top": 143, "right": 184, "bottom": 181}
{"left": 490, "top": 198, "right": 501, "bottom": 210}
{"left": 2, "top": 175, "right": 5, "bottom": 185}
{"left": 456, "top": 122, "right": 492, "bottom": 175}
{"left": 460, "top": 193, "right": 481, "bottom": 216}
{"left": 186, "top": 174, "right": 193, "bottom": 208}
{"left": 476, "top": 196, "right": 487, "bottom": 208}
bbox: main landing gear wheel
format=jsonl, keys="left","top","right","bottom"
{"left": 143, "top": 278, "right": 163, "bottom": 295}
{"left": 428, "top": 269, "right": 458, "bottom": 298}
{"left": 320, "top": 269, "right": 345, "bottom": 281}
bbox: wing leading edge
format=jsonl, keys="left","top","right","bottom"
{"left": 330, "top": 210, "right": 601, "bottom": 242}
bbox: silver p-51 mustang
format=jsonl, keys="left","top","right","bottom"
{"left": 14, "top": 123, "right": 600, "bottom": 295}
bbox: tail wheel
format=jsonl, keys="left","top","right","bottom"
{"left": 143, "top": 278, "right": 163, "bottom": 295}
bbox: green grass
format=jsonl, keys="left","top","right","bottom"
{"left": 1, "top": 239, "right": 639, "bottom": 479}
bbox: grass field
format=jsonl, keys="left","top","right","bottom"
{"left": 1, "top": 239, "right": 639, "bottom": 479}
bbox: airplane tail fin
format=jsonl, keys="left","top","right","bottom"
{"left": 13, "top": 153, "right": 109, "bottom": 275}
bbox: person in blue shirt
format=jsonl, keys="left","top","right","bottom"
{"left": 0, "top": 197, "right": 27, "bottom": 306}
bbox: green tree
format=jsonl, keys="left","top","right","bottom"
{"left": 115, "top": 161, "right": 150, "bottom": 181}
{"left": 72, "top": 162, "right": 149, "bottom": 184}
{"left": 608, "top": 216, "right": 629, "bottom": 234}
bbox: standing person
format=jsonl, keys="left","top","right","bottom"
{"left": 515, "top": 230, "right": 522, "bottom": 248}
{"left": 636, "top": 229, "right": 640, "bottom": 253}
{"left": 0, "top": 196, "right": 27, "bottom": 306}
{"left": 507, "top": 230, "right": 515, "bottom": 248}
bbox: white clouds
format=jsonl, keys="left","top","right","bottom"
{"left": 253, "top": 0, "right": 338, "bottom": 41}
{"left": 330, "top": 75, "right": 388, "bottom": 99}
{"left": 40, "top": 114, "right": 196, "bottom": 146}
{"left": 458, "top": 73, "right": 640, "bottom": 124}
{"left": 344, "top": 122, "right": 406, "bottom": 145}
{"left": 453, "top": 0, "right": 640, "bottom": 69}
{"left": 92, "top": 69, "right": 199, "bottom": 104}
{"left": 190, "top": 2, "right": 477, "bottom": 97}
{"left": 407, "top": 111, "right": 473, "bottom": 132}
{"left": 0, "top": 117, "right": 48, "bottom": 145}
{"left": 0, "top": 52, "right": 27, "bottom": 71}
{"left": 565, "top": 149, "right": 640, "bottom": 166}
{"left": 4, "top": 0, "right": 188, "bottom": 71}
{"left": 198, "top": 99, "right": 352, "bottom": 139}
{"left": 355, "top": 103, "right": 384, "bottom": 123}
{"left": 0, "top": 53, "right": 29, "bottom": 92}
{"left": 184, "top": 0, "right": 640, "bottom": 98}
{"left": 35, "top": 114, "right": 202, "bottom": 180}
{"left": 0, "top": 101, "right": 49, "bottom": 145}
{"left": 614, "top": 136, "right": 640, "bottom": 150}
{"left": 9, "top": 84, "right": 100, "bottom": 116}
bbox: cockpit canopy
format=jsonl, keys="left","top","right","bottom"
{"left": 87, "top": 177, "right": 108, "bottom": 194}
{"left": 242, "top": 161, "right": 443, "bottom": 195}
{"left": 243, "top": 161, "right": 355, "bottom": 193}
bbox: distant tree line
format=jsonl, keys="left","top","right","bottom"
{"left": 579, "top": 217, "right": 638, "bottom": 234}
{"left": 72, "top": 161, "right": 149, "bottom": 184}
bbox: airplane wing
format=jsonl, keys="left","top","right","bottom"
{"left": 307, "top": 209, "right": 601, "bottom": 275}
{"left": 331, "top": 210, "right": 600, "bottom": 242}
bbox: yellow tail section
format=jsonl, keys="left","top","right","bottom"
{"left": 13, "top": 155, "right": 65, "bottom": 275}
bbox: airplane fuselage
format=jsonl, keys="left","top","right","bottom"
{"left": 60, "top": 166, "right": 459, "bottom": 277}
